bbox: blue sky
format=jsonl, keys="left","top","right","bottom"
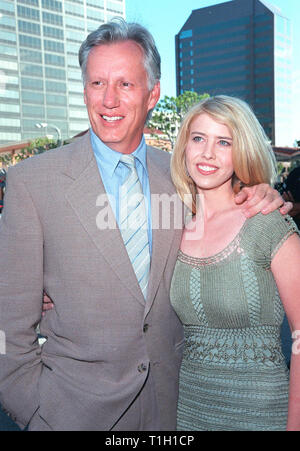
{"left": 126, "top": 0, "right": 300, "bottom": 141}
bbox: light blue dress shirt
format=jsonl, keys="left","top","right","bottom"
{"left": 90, "top": 129, "right": 153, "bottom": 255}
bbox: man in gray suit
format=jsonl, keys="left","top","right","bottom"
{"left": 0, "top": 19, "right": 289, "bottom": 431}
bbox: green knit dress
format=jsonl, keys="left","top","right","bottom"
{"left": 170, "top": 211, "right": 299, "bottom": 431}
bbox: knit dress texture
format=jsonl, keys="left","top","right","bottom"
{"left": 170, "top": 211, "right": 299, "bottom": 431}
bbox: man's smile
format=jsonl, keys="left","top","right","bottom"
{"left": 100, "top": 115, "right": 124, "bottom": 122}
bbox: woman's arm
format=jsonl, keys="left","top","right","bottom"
{"left": 271, "top": 233, "right": 300, "bottom": 431}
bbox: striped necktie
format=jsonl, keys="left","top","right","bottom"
{"left": 119, "top": 154, "right": 150, "bottom": 300}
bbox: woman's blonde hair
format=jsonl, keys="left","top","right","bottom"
{"left": 171, "top": 95, "right": 277, "bottom": 214}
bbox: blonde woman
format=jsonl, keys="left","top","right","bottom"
{"left": 170, "top": 95, "right": 300, "bottom": 431}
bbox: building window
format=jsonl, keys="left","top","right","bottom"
{"left": 0, "top": 45, "right": 17, "bottom": 57}
{"left": 87, "top": 7, "right": 105, "bottom": 20}
{"left": 18, "top": 20, "right": 41, "bottom": 35}
{"left": 87, "top": 20, "right": 105, "bottom": 33}
{"left": 47, "top": 107, "right": 67, "bottom": 119}
{"left": 180, "top": 29, "right": 193, "bottom": 39}
{"left": 0, "top": 90, "right": 19, "bottom": 99}
{"left": 69, "top": 95, "right": 84, "bottom": 106}
{"left": 41, "top": 0, "right": 63, "bottom": 12}
{"left": 43, "top": 26, "right": 64, "bottom": 40}
{"left": 46, "top": 94, "right": 67, "bottom": 106}
{"left": 46, "top": 80, "right": 67, "bottom": 92}
{"left": 0, "top": 1, "right": 15, "bottom": 13}
{"left": 69, "top": 121, "right": 89, "bottom": 132}
{"left": 64, "top": 1, "right": 84, "bottom": 17}
{"left": 44, "top": 40, "right": 64, "bottom": 54}
{"left": 17, "top": 5, "right": 40, "bottom": 21}
{"left": 19, "top": 33, "right": 42, "bottom": 49}
{"left": 42, "top": 11, "right": 63, "bottom": 27}
{"left": 107, "top": 0, "right": 123, "bottom": 13}
{"left": 0, "top": 15, "right": 15, "bottom": 29}
{"left": 0, "top": 132, "right": 21, "bottom": 140}
{"left": 68, "top": 69, "right": 82, "bottom": 80}
{"left": 22, "top": 104, "right": 45, "bottom": 117}
{"left": 17, "top": 0, "right": 39, "bottom": 7}
{"left": 0, "top": 60, "right": 18, "bottom": 71}
{"left": 65, "top": 15, "right": 84, "bottom": 30}
{"left": 45, "top": 53, "right": 65, "bottom": 67}
{"left": 0, "top": 30, "right": 16, "bottom": 43}
{"left": 68, "top": 81, "right": 83, "bottom": 92}
{"left": 45, "top": 66, "right": 66, "bottom": 80}
{"left": 21, "top": 90, "right": 44, "bottom": 104}
{"left": 87, "top": 0, "right": 104, "bottom": 7}
{"left": 69, "top": 109, "right": 88, "bottom": 119}
{"left": 67, "top": 56, "right": 79, "bottom": 68}
{"left": 20, "top": 48, "right": 42, "bottom": 63}
{"left": 21, "top": 77, "right": 43, "bottom": 91}
{"left": 66, "top": 42, "right": 80, "bottom": 54}
{"left": 65, "top": 29, "right": 85, "bottom": 42}
{"left": 0, "top": 104, "right": 20, "bottom": 113}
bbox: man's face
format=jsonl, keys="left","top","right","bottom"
{"left": 84, "top": 40, "right": 160, "bottom": 154}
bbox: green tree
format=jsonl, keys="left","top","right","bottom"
{"left": 0, "top": 137, "right": 58, "bottom": 167}
{"left": 277, "top": 162, "right": 285, "bottom": 176}
{"left": 148, "top": 91, "right": 210, "bottom": 149}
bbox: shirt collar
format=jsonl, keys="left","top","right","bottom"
{"left": 90, "top": 129, "right": 148, "bottom": 177}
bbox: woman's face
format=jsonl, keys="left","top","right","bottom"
{"left": 185, "top": 113, "right": 234, "bottom": 193}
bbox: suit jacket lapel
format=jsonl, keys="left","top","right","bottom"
{"left": 145, "top": 147, "right": 184, "bottom": 315}
{"left": 64, "top": 132, "right": 145, "bottom": 307}
{"left": 63, "top": 136, "right": 183, "bottom": 310}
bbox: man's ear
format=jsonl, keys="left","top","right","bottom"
{"left": 148, "top": 81, "right": 161, "bottom": 111}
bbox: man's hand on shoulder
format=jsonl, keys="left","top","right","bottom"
{"left": 235, "top": 183, "right": 293, "bottom": 218}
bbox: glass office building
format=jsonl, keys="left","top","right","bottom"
{"left": 0, "top": 0, "right": 125, "bottom": 145}
{"left": 175, "top": 0, "right": 292, "bottom": 146}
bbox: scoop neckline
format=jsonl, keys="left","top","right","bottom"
{"left": 178, "top": 217, "right": 249, "bottom": 265}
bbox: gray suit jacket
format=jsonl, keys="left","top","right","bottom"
{"left": 0, "top": 131, "right": 184, "bottom": 431}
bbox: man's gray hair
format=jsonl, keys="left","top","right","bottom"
{"left": 79, "top": 18, "right": 161, "bottom": 90}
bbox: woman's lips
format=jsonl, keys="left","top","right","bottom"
{"left": 196, "top": 164, "right": 218, "bottom": 175}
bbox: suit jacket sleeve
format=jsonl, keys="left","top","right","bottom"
{"left": 0, "top": 165, "right": 44, "bottom": 429}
